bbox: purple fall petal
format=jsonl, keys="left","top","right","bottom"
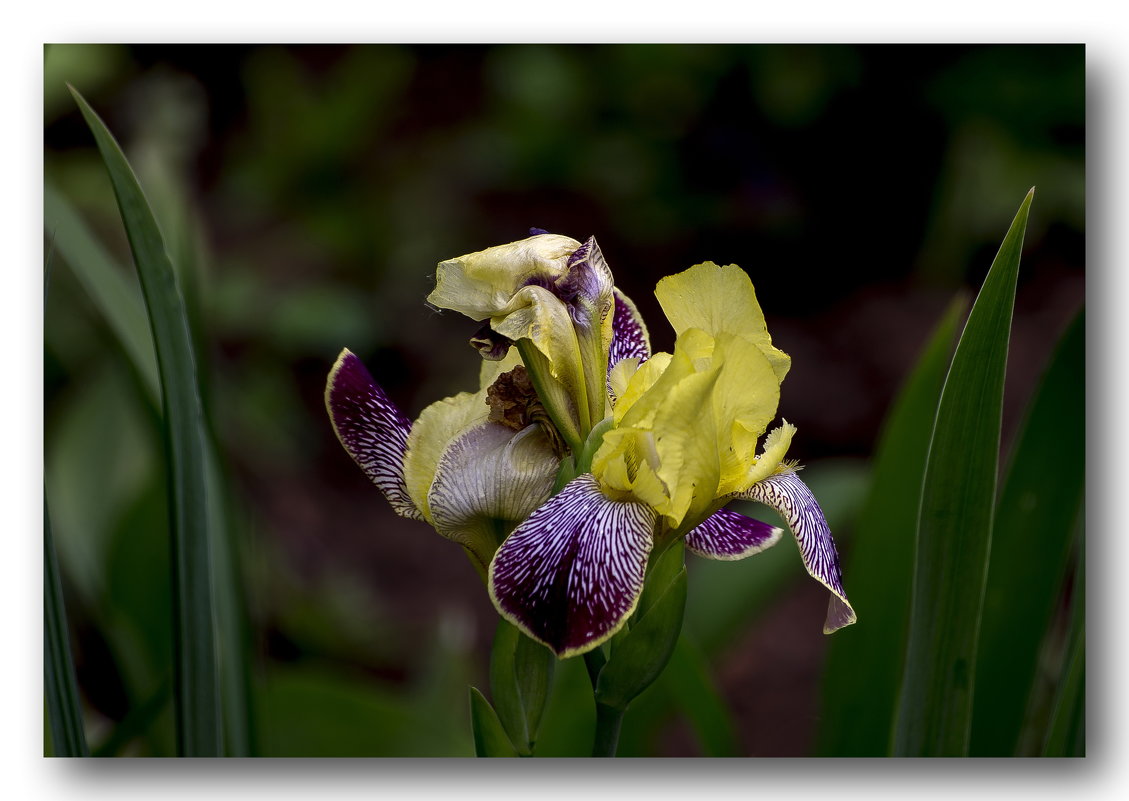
{"left": 325, "top": 349, "right": 422, "bottom": 521}
{"left": 685, "top": 507, "right": 783, "bottom": 560}
{"left": 740, "top": 471, "right": 856, "bottom": 633}
{"left": 608, "top": 288, "right": 651, "bottom": 369}
{"left": 488, "top": 474, "right": 656, "bottom": 658}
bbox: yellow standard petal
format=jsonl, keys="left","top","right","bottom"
{"left": 655, "top": 261, "right": 791, "bottom": 382}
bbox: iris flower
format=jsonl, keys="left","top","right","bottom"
{"left": 326, "top": 232, "right": 855, "bottom": 658}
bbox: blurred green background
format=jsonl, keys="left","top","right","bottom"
{"left": 43, "top": 44, "right": 1084, "bottom": 756}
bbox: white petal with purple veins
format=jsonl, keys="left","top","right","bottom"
{"left": 427, "top": 422, "right": 558, "bottom": 573}
{"left": 608, "top": 288, "right": 651, "bottom": 369}
{"left": 739, "top": 471, "right": 856, "bottom": 633}
{"left": 325, "top": 349, "right": 421, "bottom": 520}
{"left": 488, "top": 474, "right": 656, "bottom": 658}
{"left": 685, "top": 507, "right": 783, "bottom": 560}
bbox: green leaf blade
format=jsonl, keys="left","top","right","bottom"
{"left": 971, "top": 310, "right": 1085, "bottom": 755}
{"left": 894, "top": 188, "right": 1034, "bottom": 756}
{"left": 595, "top": 561, "right": 687, "bottom": 711}
{"left": 817, "top": 295, "right": 967, "bottom": 756}
{"left": 44, "top": 495, "right": 89, "bottom": 757}
{"left": 43, "top": 182, "right": 160, "bottom": 402}
{"left": 488, "top": 620, "right": 554, "bottom": 756}
{"left": 69, "top": 86, "right": 221, "bottom": 757}
{"left": 1041, "top": 540, "right": 1085, "bottom": 757}
{"left": 469, "top": 688, "right": 519, "bottom": 757}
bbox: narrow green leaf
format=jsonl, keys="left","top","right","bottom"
{"left": 1042, "top": 541, "right": 1085, "bottom": 757}
{"left": 207, "top": 448, "right": 254, "bottom": 756}
{"left": 663, "top": 636, "right": 740, "bottom": 757}
{"left": 817, "top": 295, "right": 967, "bottom": 756}
{"left": 43, "top": 181, "right": 159, "bottom": 402}
{"left": 489, "top": 620, "right": 554, "bottom": 755}
{"left": 595, "top": 568, "right": 687, "bottom": 710}
{"left": 469, "top": 687, "right": 519, "bottom": 757}
{"left": 44, "top": 494, "right": 89, "bottom": 757}
{"left": 70, "top": 86, "right": 221, "bottom": 756}
{"left": 971, "top": 310, "right": 1085, "bottom": 755}
{"left": 894, "top": 188, "right": 1035, "bottom": 756}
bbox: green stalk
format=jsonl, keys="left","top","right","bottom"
{"left": 591, "top": 702, "right": 625, "bottom": 758}
{"left": 583, "top": 648, "right": 622, "bottom": 757}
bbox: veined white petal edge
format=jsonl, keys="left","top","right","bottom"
{"left": 427, "top": 422, "right": 558, "bottom": 568}
{"left": 685, "top": 507, "right": 783, "bottom": 561}
{"left": 738, "top": 471, "right": 856, "bottom": 633}
{"left": 488, "top": 474, "right": 656, "bottom": 658}
{"left": 325, "top": 349, "right": 422, "bottom": 521}
{"left": 608, "top": 288, "right": 651, "bottom": 371}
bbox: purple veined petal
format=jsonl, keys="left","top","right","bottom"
{"left": 488, "top": 474, "right": 657, "bottom": 658}
{"left": 325, "top": 349, "right": 422, "bottom": 521}
{"left": 685, "top": 507, "right": 783, "bottom": 560}
{"left": 608, "top": 288, "right": 651, "bottom": 370}
{"left": 740, "top": 471, "right": 857, "bottom": 633}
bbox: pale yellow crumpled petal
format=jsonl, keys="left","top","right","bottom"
{"left": 427, "top": 234, "right": 581, "bottom": 321}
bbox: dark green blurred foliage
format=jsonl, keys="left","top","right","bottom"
{"left": 44, "top": 44, "right": 1083, "bottom": 756}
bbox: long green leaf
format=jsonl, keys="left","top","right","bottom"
{"left": 893, "top": 188, "right": 1034, "bottom": 756}
{"left": 43, "top": 181, "right": 159, "bottom": 402}
{"left": 70, "top": 86, "right": 221, "bottom": 756}
{"left": 596, "top": 566, "right": 687, "bottom": 711}
{"left": 1042, "top": 539, "right": 1084, "bottom": 757}
{"left": 488, "top": 621, "right": 554, "bottom": 756}
{"left": 469, "top": 688, "right": 519, "bottom": 757}
{"left": 971, "top": 310, "right": 1085, "bottom": 755}
{"left": 44, "top": 494, "right": 89, "bottom": 757}
{"left": 817, "top": 295, "right": 967, "bottom": 756}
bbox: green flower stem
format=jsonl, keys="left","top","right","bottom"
{"left": 591, "top": 701, "right": 626, "bottom": 758}
{"left": 583, "top": 647, "right": 624, "bottom": 757}
{"left": 583, "top": 647, "right": 606, "bottom": 687}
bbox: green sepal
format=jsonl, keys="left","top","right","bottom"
{"left": 488, "top": 620, "right": 555, "bottom": 756}
{"left": 468, "top": 687, "right": 519, "bottom": 757}
{"left": 595, "top": 543, "right": 688, "bottom": 711}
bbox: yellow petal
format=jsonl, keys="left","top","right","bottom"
{"left": 706, "top": 332, "right": 782, "bottom": 495}
{"left": 590, "top": 426, "right": 669, "bottom": 511}
{"left": 742, "top": 420, "right": 798, "bottom": 488}
{"left": 649, "top": 368, "right": 725, "bottom": 527}
{"left": 611, "top": 352, "right": 672, "bottom": 424}
{"left": 654, "top": 261, "right": 791, "bottom": 382}
{"left": 427, "top": 234, "right": 581, "bottom": 321}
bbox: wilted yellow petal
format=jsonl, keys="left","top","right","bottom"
{"left": 427, "top": 234, "right": 581, "bottom": 321}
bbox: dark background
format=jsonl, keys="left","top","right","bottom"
{"left": 43, "top": 44, "right": 1084, "bottom": 755}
